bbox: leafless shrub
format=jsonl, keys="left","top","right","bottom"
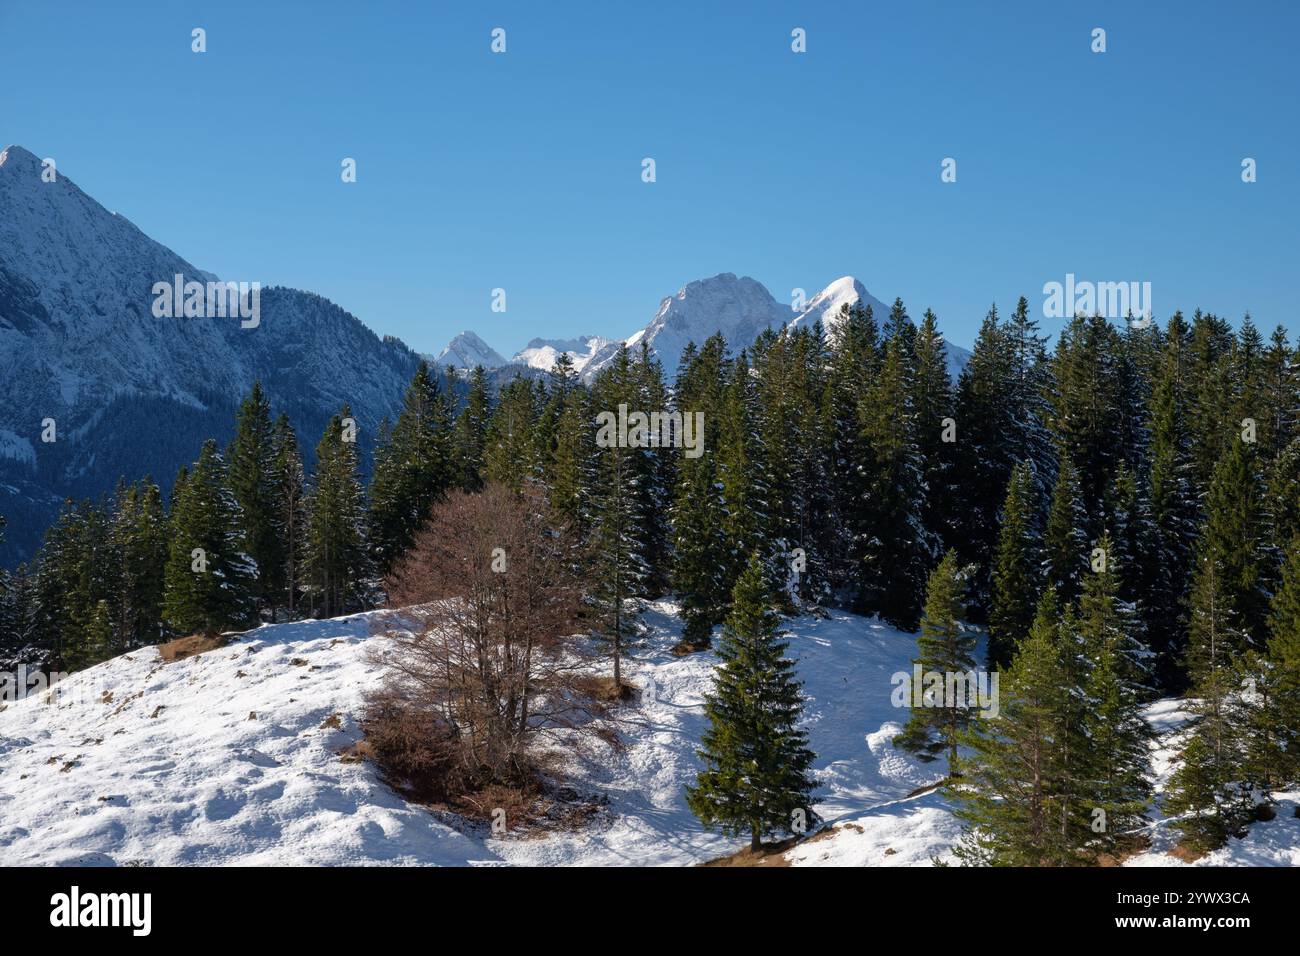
{"left": 367, "top": 483, "right": 608, "bottom": 803}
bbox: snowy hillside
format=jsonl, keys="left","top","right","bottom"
{"left": 1, "top": 602, "right": 1292, "bottom": 866}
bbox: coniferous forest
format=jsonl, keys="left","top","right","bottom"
{"left": 3, "top": 298, "right": 1299, "bottom": 864}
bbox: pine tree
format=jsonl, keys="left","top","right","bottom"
{"left": 988, "top": 462, "right": 1041, "bottom": 667}
{"left": 893, "top": 551, "right": 975, "bottom": 767}
{"left": 1198, "top": 432, "right": 1270, "bottom": 649}
{"left": 912, "top": 308, "right": 956, "bottom": 555}
{"left": 451, "top": 365, "right": 492, "bottom": 492}
{"left": 227, "top": 382, "right": 282, "bottom": 617}
{"left": 271, "top": 414, "right": 307, "bottom": 617}
{"left": 1264, "top": 541, "right": 1300, "bottom": 787}
{"left": 1165, "top": 554, "right": 1255, "bottom": 852}
{"left": 1075, "top": 533, "right": 1153, "bottom": 857}
{"left": 110, "top": 479, "right": 168, "bottom": 649}
{"left": 588, "top": 348, "right": 651, "bottom": 685}
{"left": 1146, "top": 313, "right": 1198, "bottom": 689}
{"left": 671, "top": 335, "right": 731, "bottom": 646}
{"left": 949, "top": 588, "right": 1083, "bottom": 865}
{"left": 686, "top": 554, "right": 818, "bottom": 851}
{"left": 1042, "top": 454, "right": 1089, "bottom": 604}
{"left": 304, "top": 408, "right": 370, "bottom": 618}
{"left": 162, "top": 440, "right": 255, "bottom": 636}
{"left": 368, "top": 361, "right": 453, "bottom": 573}
{"left": 858, "top": 301, "right": 929, "bottom": 629}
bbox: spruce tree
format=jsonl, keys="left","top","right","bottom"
{"left": 988, "top": 462, "right": 1041, "bottom": 667}
{"left": 949, "top": 588, "right": 1082, "bottom": 865}
{"left": 893, "top": 551, "right": 974, "bottom": 767}
{"left": 451, "top": 365, "right": 491, "bottom": 492}
{"left": 1165, "top": 554, "right": 1255, "bottom": 852}
{"left": 1042, "top": 454, "right": 1089, "bottom": 605}
{"left": 1075, "top": 533, "right": 1153, "bottom": 856}
{"left": 368, "top": 361, "right": 453, "bottom": 573}
{"left": 304, "top": 408, "right": 370, "bottom": 618}
{"left": 162, "top": 440, "right": 255, "bottom": 636}
{"left": 687, "top": 554, "right": 818, "bottom": 851}
{"left": 227, "top": 382, "right": 282, "bottom": 618}
{"left": 271, "top": 414, "right": 307, "bottom": 617}
{"left": 1265, "top": 541, "right": 1300, "bottom": 787}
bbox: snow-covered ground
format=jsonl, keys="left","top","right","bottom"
{"left": 0, "top": 602, "right": 1294, "bottom": 866}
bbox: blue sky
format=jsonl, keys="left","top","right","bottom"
{"left": 2, "top": 0, "right": 1296, "bottom": 354}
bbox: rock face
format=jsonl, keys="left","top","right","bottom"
{"left": 0, "top": 145, "right": 420, "bottom": 563}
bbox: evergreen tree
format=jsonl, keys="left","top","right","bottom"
{"left": 162, "top": 440, "right": 255, "bottom": 636}
{"left": 1042, "top": 454, "right": 1089, "bottom": 604}
{"left": 1265, "top": 541, "right": 1300, "bottom": 787}
{"left": 368, "top": 361, "right": 453, "bottom": 573}
{"left": 988, "top": 462, "right": 1041, "bottom": 667}
{"left": 304, "top": 408, "right": 370, "bottom": 618}
{"left": 1075, "top": 533, "right": 1153, "bottom": 855}
{"left": 858, "top": 300, "right": 929, "bottom": 628}
{"left": 227, "top": 382, "right": 282, "bottom": 616}
{"left": 893, "top": 551, "right": 974, "bottom": 767}
{"left": 686, "top": 554, "right": 818, "bottom": 851}
{"left": 1165, "top": 553, "right": 1255, "bottom": 852}
{"left": 950, "top": 588, "right": 1083, "bottom": 865}
{"left": 912, "top": 308, "right": 956, "bottom": 555}
{"left": 271, "top": 414, "right": 307, "bottom": 617}
{"left": 451, "top": 365, "right": 492, "bottom": 492}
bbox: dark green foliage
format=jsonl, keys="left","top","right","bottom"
{"left": 893, "top": 551, "right": 975, "bottom": 766}
{"left": 162, "top": 440, "right": 255, "bottom": 636}
{"left": 304, "top": 408, "right": 370, "bottom": 618}
{"left": 686, "top": 554, "right": 818, "bottom": 850}
{"left": 988, "top": 462, "right": 1040, "bottom": 666}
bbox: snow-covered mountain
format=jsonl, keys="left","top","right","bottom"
{"left": 511, "top": 335, "right": 616, "bottom": 374}
{"left": 1, "top": 599, "right": 1292, "bottom": 866}
{"left": 432, "top": 330, "right": 507, "bottom": 370}
{"left": 583, "top": 273, "right": 973, "bottom": 383}
{"left": 0, "top": 145, "right": 421, "bottom": 563}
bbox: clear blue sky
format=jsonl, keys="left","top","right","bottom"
{"left": 2, "top": 0, "right": 1295, "bottom": 354}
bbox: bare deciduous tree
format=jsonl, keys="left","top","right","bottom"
{"left": 370, "top": 484, "right": 602, "bottom": 793}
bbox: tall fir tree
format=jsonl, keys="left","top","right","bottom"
{"left": 893, "top": 551, "right": 975, "bottom": 767}
{"left": 1042, "top": 454, "right": 1089, "bottom": 605}
{"left": 368, "top": 361, "right": 454, "bottom": 574}
{"left": 227, "top": 381, "right": 283, "bottom": 617}
{"left": 988, "top": 462, "right": 1041, "bottom": 667}
{"left": 304, "top": 408, "right": 371, "bottom": 618}
{"left": 162, "top": 440, "right": 255, "bottom": 636}
{"left": 686, "top": 554, "right": 818, "bottom": 851}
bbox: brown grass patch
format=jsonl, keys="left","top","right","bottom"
{"left": 1168, "top": 841, "right": 1208, "bottom": 864}
{"left": 320, "top": 712, "right": 343, "bottom": 730}
{"left": 158, "top": 633, "right": 229, "bottom": 663}
{"left": 670, "top": 638, "right": 711, "bottom": 657}
{"left": 700, "top": 832, "right": 805, "bottom": 867}
{"left": 572, "top": 674, "right": 637, "bottom": 704}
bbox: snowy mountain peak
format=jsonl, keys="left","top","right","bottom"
{"left": 511, "top": 335, "right": 615, "bottom": 374}
{"left": 0, "top": 144, "right": 43, "bottom": 173}
{"left": 434, "top": 330, "right": 507, "bottom": 370}
{"left": 790, "top": 275, "right": 891, "bottom": 331}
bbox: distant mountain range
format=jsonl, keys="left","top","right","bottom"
{"left": 0, "top": 143, "right": 969, "bottom": 564}
{"left": 431, "top": 273, "right": 971, "bottom": 383}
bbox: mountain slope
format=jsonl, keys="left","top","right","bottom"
{"left": 0, "top": 145, "right": 420, "bottom": 563}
